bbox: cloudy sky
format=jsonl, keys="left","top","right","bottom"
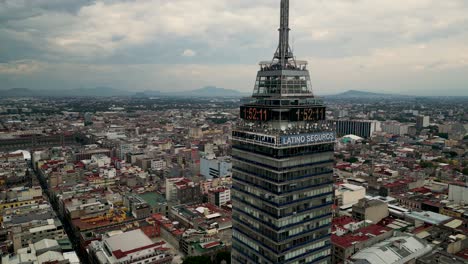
{"left": 1, "top": 0, "right": 468, "bottom": 95}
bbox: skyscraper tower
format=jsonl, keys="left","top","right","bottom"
{"left": 231, "top": 1, "right": 335, "bottom": 263}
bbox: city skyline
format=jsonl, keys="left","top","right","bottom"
{"left": 1, "top": 0, "right": 468, "bottom": 96}
{"left": 0, "top": 1, "right": 467, "bottom": 263}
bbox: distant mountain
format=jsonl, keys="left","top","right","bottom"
{"left": 134, "top": 90, "right": 162, "bottom": 97}
{"left": 72, "top": 87, "right": 132, "bottom": 97}
{"left": 166, "top": 86, "right": 247, "bottom": 97}
{"left": 2, "top": 88, "right": 37, "bottom": 97}
{"left": 1, "top": 86, "right": 246, "bottom": 98}
{"left": 325, "top": 90, "right": 407, "bottom": 99}
{"left": 1, "top": 87, "right": 132, "bottom": 97}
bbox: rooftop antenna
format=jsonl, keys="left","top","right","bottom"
{"left": 273, "top": 0, "right": 295, "bottom": 68}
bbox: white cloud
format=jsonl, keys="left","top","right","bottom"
{"left": 1, "top": 0, "right": 468, "bottom": 94}
{"left": 182, "top": 49, "right": 196, "bottom": 57}
{"left": 0, "top": 60, "right": 42, "bottom": 75}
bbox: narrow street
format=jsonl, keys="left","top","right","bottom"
{"left": 33, "top": 166, "right": 89, "bottom": 263}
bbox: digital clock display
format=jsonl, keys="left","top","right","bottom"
{"left": 240, "top": 106, "right": 272, "bottom": 121}
{"left": 240, "top": 106, "right": 326, "bottom": 122}
{"left": 291, "top": 107, "right": 326, "bottom": 121}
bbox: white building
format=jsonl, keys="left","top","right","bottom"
{"left": 381, "top": 122, "right": 410, "bottom": 136}
{"left": 208, "top": 187, "right": 231, "bottom": 206}
{"left": 333, "top": 120, "right": 381, "bottom": 138}
{"left": 335, "top": 183, "right": 366, "bottom": 208}
{"left": 416, "top": 115, "right": 430, "bottom": 129}
{"left": 348, "top": 233, "right": 432, "bottom": 264}
{"left": 448, "top": 183, "right": 468, "bottom": 204}
{"left": 88, "top": 229, "right": 172, "bottom": 264}
{"left": 2, "top": 239, "right": 80, "bottom": 264}
{"left": 11, "top": 218, "right": 67, "bottom": 252}
{"left": 4, "top": 186, "right": 42, "bottom": 202}
{"left": 91, "top": 154, "right": 111, "bottom": 167}
{"left": 151, "top": 159, "right": 166, "bottom": 171}
{"left": 200, "top": 155, "right": 232, "bottom": 179}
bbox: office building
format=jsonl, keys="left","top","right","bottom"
{"left": 416, "top": 115, "right": 430, "bottom": 130}
{"left": 208, "top": 187, "right": 231, "bottom": 207}
{"left": 231, "top": 1, "right": 335, "bottom": 263}
{"left": 381, "top": 121, "right": 410, "bottom": 136}
{"left": 333, "top": 109, "right": 348, "bottom": 119}
{"left": 448, "top": 183, "right": 468, "bottom": 204}
{"left": 200, "top": 155, "right": 232, "bottom": 179}
{"left": 331, "top": 120, "right": 381, "bottom": 138}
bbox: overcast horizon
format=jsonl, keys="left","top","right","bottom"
{"left": 1, "top": 0, "right": 468, "bottom": 96}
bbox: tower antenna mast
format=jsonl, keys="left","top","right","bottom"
{"left": 274, "top": 0, "right": 295, "bottom": 68}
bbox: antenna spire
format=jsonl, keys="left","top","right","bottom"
{"left": 274, "top": 0, "right": 294, "bottom": 68}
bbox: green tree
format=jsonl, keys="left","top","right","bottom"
{"left": 446, "top": 151, "right": 458, "bottom": 158}
{"left": 420, "top": 161, "right": 434, "bottom": 168}
{"left": 215, "top": 251, "right": 231, "bottom": 264}
{"left": 462, "top": 167, "right": 468, "bottom": 175}
{"left": 210, "top": 118, "right": 228, "bottom": 124}
{"left": 437, "top": 133, "right": 449, "bottom": 139}
{"left": 183, "top": 256, "right": 212, "bottom": 264}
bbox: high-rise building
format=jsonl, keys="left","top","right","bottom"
{"left": 416, "top": 115, "right": 430, "bottom": 130}
{"left": 331, "top": 119, "right": 381, "bottom": 138}
{"left": 231, "top": 1, "right": 335, "bottom": 263}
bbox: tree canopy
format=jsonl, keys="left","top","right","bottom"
{"left": 183, "top": 256, "right": 212, "bottom": 264}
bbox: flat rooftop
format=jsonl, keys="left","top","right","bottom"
{"left": 138, "top": 192, "right": 166, "bottom": 207}
{"left": 405, "top": 211, "right": 452, "bottom": 225}
{"left": 105, "top": 229, "right": 153, "bottom": 252}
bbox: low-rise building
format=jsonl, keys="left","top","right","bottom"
{"left": 208, "top": 187, "right": 231, "bottom": 207}
{"left": 404, "top": 211, "right": 452, "bottom": 227}
{"left": 123, "top": 193, "right": 151, "bottom": 219}
{"left": 448, "top": 183, "right": 468, "bottom": 204}
{"left": 88, "top": 229, "right": 172, "bottom": 264}
{"left": 352, "top": 198, "right": 389, "bottom": 224}
{"left": 331, "top": 216, "right": 393, "bottom": 264}
{"left": 165, "top": 177, "right": 202, "bottom": 205}
{"left": 348, "top": 233, "right": 433, "bottom": 264}
{"left": 335, "top": 184, "right": 366, "bottom": 208}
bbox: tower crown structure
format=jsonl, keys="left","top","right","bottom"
{"left": 252, "top": 0, "right": 314, "bottom": 100}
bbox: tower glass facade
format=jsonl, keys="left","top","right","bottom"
{"left": 231, "top": 1, "right": 335, "bottom": 263}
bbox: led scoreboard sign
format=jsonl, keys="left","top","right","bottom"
{"left": 240, "top": 106, "right": 326, "bottom": 122}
